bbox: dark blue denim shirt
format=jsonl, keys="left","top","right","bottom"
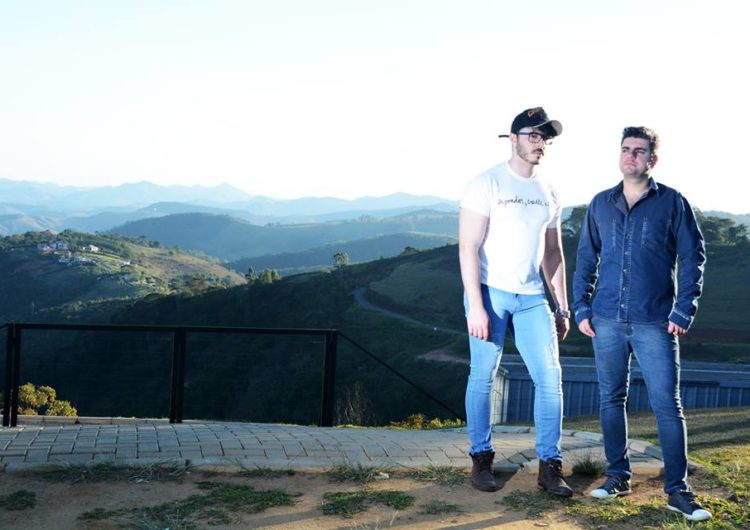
{"left": 572, "top": 178, "right": 706, "bottom": 329}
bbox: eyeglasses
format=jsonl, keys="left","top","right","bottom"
{"left": 516, "top": 131, "right": 554, "bottom": 145}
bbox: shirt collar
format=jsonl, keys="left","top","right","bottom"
{"left": 607, "top": 177, "right": 659, "bottom": 203}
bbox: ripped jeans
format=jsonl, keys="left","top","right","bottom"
{"left": 465, "top": 285, "right": 564, "bottom": 461}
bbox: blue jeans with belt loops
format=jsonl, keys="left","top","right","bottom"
{"left": 592, "top": 317, "right": 689, "bottom": 493}
{"left": 464, "top": 285, "right": 564, "bottom": 461}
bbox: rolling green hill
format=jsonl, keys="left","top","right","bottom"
{"left": 228, "top": 233, "right": 457, "bottom": 275}
{"left": 111, "top": 210, "right": 458, "bottom": 261}
{"left": 0, "top": 230, "right": 246, "bottom": 321}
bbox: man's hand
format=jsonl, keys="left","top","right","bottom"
{"left": 466, "top": 306, "right": 491, "bottom": 341}
{"left": 667, "top": 321, "right": 688, "bottom": 336}
{"left": 578, "top": 318, "right": 596, "bottom": 337}
{"left": 554, "top": 314, "right": 570, "bottom": 341}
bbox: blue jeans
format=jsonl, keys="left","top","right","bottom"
{"left": 592, "top": 317, "right": 689, "bottom": 493}
{"left": 465, "top": 285, "right": 563, "bottom": 461}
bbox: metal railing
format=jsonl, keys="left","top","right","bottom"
{"left": 2, "top": 322, "right": 338, "bottom": 428}
{"left": 2, "top": 322, "right": 464, "bottom": 428}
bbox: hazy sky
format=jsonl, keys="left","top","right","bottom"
{"left": 1, "top": 1, "right": 747, "bottom": 212}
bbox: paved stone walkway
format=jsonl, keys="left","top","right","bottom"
{"left": 0, "top": 418, "right": 664, "bottom": 474}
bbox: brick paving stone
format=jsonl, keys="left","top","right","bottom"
{"left": 362, "top": 446, "right": 387, "bottom": 458}
{"left": 263, "top": 449, "right": 286, "bottom": 460}
{"left": 1, "top": 456, "right": 26, "bottom": 464}
{"left": 116, "top": 447, "right": 137, "bottom": 459}
{"left": 508, "top": 453, "right": 531, "bottom": 465}
{"left": 283, "top": 445, "right": 306, "bottom": 457}
{"left": 24, "top": 450, "right": 50, "bottom": 463}
{"left": 442, "top": 446, "right": 466, "bottom": 457}
{"left": 49, "top": 444, "right": 74, "bottom": 455}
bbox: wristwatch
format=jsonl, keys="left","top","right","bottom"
{"left": 554, "top": 308, "right": 571, "bottom": 319}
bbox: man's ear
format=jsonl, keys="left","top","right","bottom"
{"left": 648, "top": 153, "right": 659, "bottom": 169}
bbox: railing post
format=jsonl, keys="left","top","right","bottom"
{"left": 320, "top": 330, "right": 338, "bottom": 427}
{"left": 3, "top": 324, "right": 16, "bottom": 427}
{"left": 3, "top": 325, "right": 22, "bottom": 428}
{"left": 169, "top": 330, "right": 187, "bottom": 423}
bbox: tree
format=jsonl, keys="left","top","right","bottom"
{"left": 335, "top": 382, "right": 374, "bottom": 426}
{"left": 333, "top": 252, "right": 349, "bottom": 268}
{"left": 258, "top": 268, "right": 279, "bottom": 285}
{"left": 562, "top": 205, "right": 588, "bottom": 238}
{"left": 245, "top": 266, "right": 257, "bottom": 283}
{"left": 695, "top": 211, "right": 748, "bottom": 245}
{"left": 17, "top": 383, "right": 77, "bottom": 416}
{"left": 727, "top": 223, "right": 749, "bottom": 246}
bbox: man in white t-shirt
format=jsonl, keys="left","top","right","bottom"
{"left": 459, "top": 107, "right": 572, "bottom": 495}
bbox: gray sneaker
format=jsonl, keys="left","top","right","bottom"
{"left": 590, "top": 475, "right": 632, "bottom": 499}
{"left": 667, "top": 491, "right": 712, "bottom": 521}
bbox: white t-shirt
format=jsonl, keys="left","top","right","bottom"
{"left": 460, "top": 162, "right": 561, "bottom": 294}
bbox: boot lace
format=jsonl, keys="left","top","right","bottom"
{"left": 545, "top": 459, "right": 564, "bottom": 478}
{"left": 473, "top": 452, "right": 494, "bottom": 472}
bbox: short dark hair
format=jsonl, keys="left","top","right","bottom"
{"left": 621, "top": 126, "right": 659, "bottom": 154}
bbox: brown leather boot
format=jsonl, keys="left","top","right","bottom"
{"left": 470, "top": 450, "right": 498, "bottom": 492}
{"left": 538, "top": 459, "right": 573, "bottom": 497}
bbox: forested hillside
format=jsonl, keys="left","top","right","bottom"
{"left": 0, "top": 230, "right": 246, "bottom": 321}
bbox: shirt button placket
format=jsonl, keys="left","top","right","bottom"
{"left": 619, "top": 214, "right": 634, "bottom": 321}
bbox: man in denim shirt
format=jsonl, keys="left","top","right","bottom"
{"left": 573, "top": 127, "right": 710, "bottom": 521}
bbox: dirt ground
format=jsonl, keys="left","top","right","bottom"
{"left": 0, "top": 463, "right": 673, "bottom": 530}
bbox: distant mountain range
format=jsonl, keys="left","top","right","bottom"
{"left": 0, "top": 178, "right": 458, "bottom": 235}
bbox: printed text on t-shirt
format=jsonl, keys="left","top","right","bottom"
{"left": 496, "top": 196, "right": 550, "bottom": 207}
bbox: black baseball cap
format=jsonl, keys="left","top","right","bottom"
{"left": 498, "top": 107, "right": 563, "bottom": 138}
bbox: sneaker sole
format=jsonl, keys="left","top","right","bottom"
{"left": 590, "top": 489, "right": 632, "bottom": 499}
{"left": 667, "top": 505, "right": 711, "bottom": 521}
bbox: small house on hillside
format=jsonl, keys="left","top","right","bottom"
{"left": 83, "top": 244, "right": 99, "bottom": 253}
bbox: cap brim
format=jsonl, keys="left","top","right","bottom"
{"left": 540, "top": 120, "right": 563, "bottom": 137}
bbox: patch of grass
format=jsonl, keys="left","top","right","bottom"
{"left": 326, "top": 463, "right": 391, "bottom": 484}
{"left": 565, "top": 497, "right": 669, "bottom": 527}
{"left": 420, "top": 499, "right": 461, "bottom": 515}
{"left": 78, "top": 481, "right": 297, "bottom": 528}
{"left": 34, "top": 462, "right": 187, "bottom": 483}
{"left": 370, "top": 490, "right": 414, "bottom": 510}
{"left": 195, "top": 482, "right": 296, "bottom": 513}
{"left": 78, "top": 507, "right": 128, "bottom": 521}
{"left": 571, "top": 452, "right": 606, "bottom": 477}
{"left": 0, "top": 490, "right": 36, "bottom": 511}
{"left": 500, "top": 490, "right": 575, "bottom": 518}
{"left": 238, "top": 465, "right": 295, "bottom": 478}
{"left": 407, "top": 465, "right": 466, "bottom": 486}
{"left": 321, "top": 491, "right": 370, "bottom": 518}
{"left": 321, "top": 490, "right": 415, "bottom": 518}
